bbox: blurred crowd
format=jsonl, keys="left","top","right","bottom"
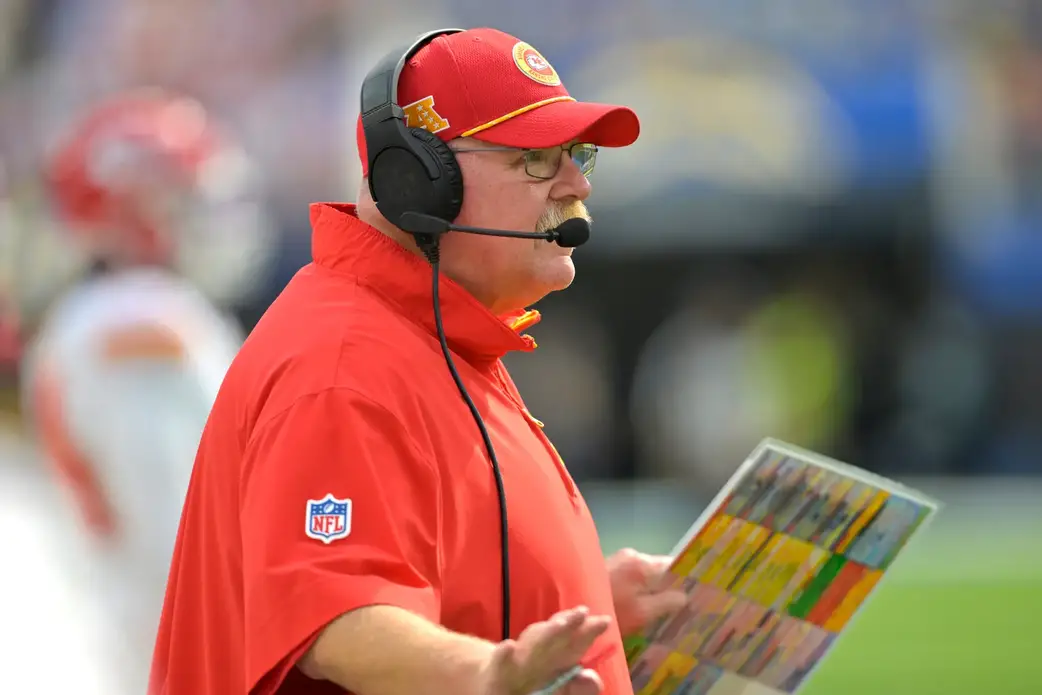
{"left": 3, "top": 0, "right": 1042, "bottom": 496}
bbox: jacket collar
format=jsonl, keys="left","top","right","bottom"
{"left": 309, "top": 202, "right": 541, "bottom": 362}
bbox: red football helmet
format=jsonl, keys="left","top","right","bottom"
{"left": 44, "top": 88, "right": 276, "bottom": 305}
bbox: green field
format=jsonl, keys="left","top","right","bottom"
{"left": 587, "top": 479, "right": 1042, "bottom": 695}
{"left": 801, "top": 579, "right": 1042, "bottom": 695}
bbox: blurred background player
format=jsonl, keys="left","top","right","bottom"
{"left": 1, "top": 157, "right": 115, "bottom": 695}
{"left": 0, "top": 160, "right": 23, "bottom": 390}
{"left": 13, "top": 88, "right": 276, "bottom": 694}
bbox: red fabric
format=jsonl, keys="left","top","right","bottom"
{"left": 357, "top": 27, "right": 640, "bottom": 175}
{"left": 149, "top": 203, "right": 632, "bottom": 695}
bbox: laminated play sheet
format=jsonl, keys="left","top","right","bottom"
{"left": 625, "top": 438, "right": 941, "bottom": 695}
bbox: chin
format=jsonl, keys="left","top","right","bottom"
{"left": 543, "top": 255, "right": 577, "bottom": 292}
{"left": 511, "top": 259, "right": 576, "bottom": 310}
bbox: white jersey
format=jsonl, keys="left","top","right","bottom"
{"left": 0, "top": 427, "right": 116, "bottom": 695}
{"left": 17, "top": 267, "right": 244, "bottom": 691}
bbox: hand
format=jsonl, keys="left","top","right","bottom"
{"left": 482, "top": 606, "right": 610, "bottom": 695}
{"left": 606, "top": 548, "right": 687, "bottom": 637}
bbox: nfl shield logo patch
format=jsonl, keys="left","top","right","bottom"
{"left": 305, "top": 494, "right": 352, "bottom": 543}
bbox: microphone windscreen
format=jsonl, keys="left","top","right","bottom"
{"left": 554, "top": 218, "right": 591, "bottom": 248}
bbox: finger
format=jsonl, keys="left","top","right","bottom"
{"left": 645, "top": 554, "right": 674, "bottom": 574}
{"left": 638, "top": 590, "right": 688, "bottom": 623}
{"left": 642, "top": 555, "right": 678, "bottom": 588}
{"left": 521, "top": 607, "right": 590, "bottom": 655}
{"left": 553, "top": 613, "right": 609, "bottom": 654}
{"left": 527, "top": 614, "right": 611, "bottom": 679}
{"left": 562, "top": 668, "right": 603, "bottom": 695}
{"left": 532, "top": 606, "right": 589, "bottom": 639}
{"left": 540, "top": 606, "right": 594, "bottom": 644}
{"left": 553, "top": 605, "right": 590, "bottom": 626}
{"left": 541, "top": 615, "right": 611, "bottom": 671}
{"left": 493, "top": 619, "right": 605, "bottom": 695}
{"left": 573, "top": 615, "right": 611, "bottom": 643}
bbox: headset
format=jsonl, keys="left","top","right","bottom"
{"left": 358, "top": 27, "right": 592, "bottom": 252}
{"left": 359, "top": 28, "right": 514, "bottom": 642}
{"left": 360, "top": 28, "right": 468, "bottom": 232}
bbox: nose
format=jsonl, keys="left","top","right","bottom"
{"left": 549, "top": 151, "right": 592, "bottom": 202}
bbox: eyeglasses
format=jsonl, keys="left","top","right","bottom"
{"left": 450, "top": 142, "right": 598, "bottom": 180}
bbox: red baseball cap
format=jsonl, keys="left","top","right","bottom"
{"left": 357, "top": 28, "right": 640, "bottom": 175}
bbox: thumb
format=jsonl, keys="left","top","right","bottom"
{"left": 484, "top": 640, "right": 522, "bottom": 695}
{"left": 638, "top": 555, "right": 678, "bottom": 591}
{"left": 645, "top": 555, "right": 675, "bottom": 575}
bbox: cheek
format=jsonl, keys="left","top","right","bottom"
{"left": 488, "top": 237, "right": 539, "bottom": 269}
{"left": 473, "top": 238, "right": 544, "bottom": 286}
{"left": 448, "top": 235, "right": 525, "bottom": 275}
{"left": 461, "top": 177, "right": 546, "bottom": 230}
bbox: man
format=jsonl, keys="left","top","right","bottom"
{"left": 18, "top": 87, "right": 274, "bottom": 694}
{"left": 150, "top": 28, "right": 686, "bottom": 695}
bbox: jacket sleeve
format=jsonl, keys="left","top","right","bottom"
{"left": 240, "top": 387, "right": 443, "bottom": 694}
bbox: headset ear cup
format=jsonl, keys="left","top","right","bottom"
{"left": 368, "top": 145, "right": 430, "bottom": 228}
{"left": 408, "top": 128, "right": 464, "bottom": 223}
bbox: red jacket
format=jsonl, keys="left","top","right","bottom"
{"left": 149, "top": 203, "right": 629, "bottom": 695}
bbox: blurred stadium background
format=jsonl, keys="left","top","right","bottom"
{"left": 1, "top": 1, "right": 1040, "bottom": 693}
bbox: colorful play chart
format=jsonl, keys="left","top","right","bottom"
{"left": 626, "top": 438, "right": 941, "bottom": 695}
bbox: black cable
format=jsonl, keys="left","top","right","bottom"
{"left": 418, "top": 235, "right": 511, "bottom": 642}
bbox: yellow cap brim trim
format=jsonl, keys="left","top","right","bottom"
{"left": 461, "top": 96, "right": 576, "bottom": 138}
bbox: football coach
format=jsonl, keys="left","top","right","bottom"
{"left": 149, "top": 27, "right": 686, "bottom": 695}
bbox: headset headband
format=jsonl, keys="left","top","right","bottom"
{"left": 360, "top": 28, "right": 465, "bottom": 172}
{"left": 359, "top": 28, "right": 468, "bottom": 228}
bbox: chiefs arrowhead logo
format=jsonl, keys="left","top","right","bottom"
{"left": 512, "top": 42, "right": 561, "bottom": 87}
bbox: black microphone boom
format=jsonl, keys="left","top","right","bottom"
{"left": 398, "top": 211, "right": 589, "bottom": 248}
